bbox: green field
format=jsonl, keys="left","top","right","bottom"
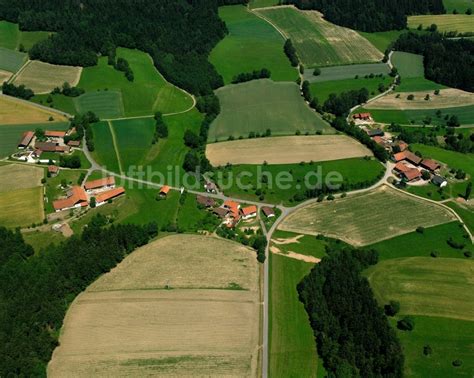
{"left": 255, "top": 7, "right": 382, "bottom": 67}
{"left": 77, "top": 48, "right": 193, "bottom": 117}
{"left": 209, "top": 5, "right": 296, "bottom": 84}
{"left": 74, "top": 91, "right": 125, "bottom": 119}
{"left": 0, "top": 122, "right": 69, "bottom": 158}
{"left": 215, "top": 158, "right": 384, "bottom": 205}
{"left": 0, "top": 21, "right": 50, "bottom": 51}
{"left": 358, "top": 30, "right": 408, "bottom": 53}
{"left": 249, "top": 0, "right": 279, "bottom": 9}
{"left": 369, "top": 221, "right": 473, "bottom": 260}
{"left": 91, "top": 121, "right": 121, "bottom": 173}
{"left": 357, "top": 105, "right": 474, "bottom": 126}
{"left": 279, "top": 186, "right": 456, "bottom": 245}
{"left": 395, "top": 76, "right": 446, "bottom": 92}
{"left": 446, "top": 201, "right": 474, "bottom": 233}
{"left": 304, "top": 62, "right": 390, "bottom": 83}
{"left": 32, "top": 94, "right": 77, "bottom": 115}
{"left": 408, "top": 14, "right": 474, "bottom": 33}
{"left": 0, "top": 186, "right": 43, "bottom": 228}
{"left": 22, "top": 230, "right": 66, "bottom": 254}
{"left": 209, "top": 79, "right": 332, "bottom": 141}
{"left": 391, "top": 51, "right": 425, "bottom": 78}
{"left": 366, "top": 257, "right": 474, "bottom": 321}
{"left": 0, "top": 46, "right": 26, "bottom": 73}
{"left": 269, "top": 253, "right": 324, "bottom": 377}
{"left": 310, "top": 76, "right": 391, "bottom": 104}
{"left": 444, "top": 0, "right": 474, "bottom": 13}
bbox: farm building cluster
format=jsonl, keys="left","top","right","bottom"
{"left": 52, "top": 176, "right": 125, "bottom": 212}
{"left": 15, "top": 128, "right": 81, "bottom": 163}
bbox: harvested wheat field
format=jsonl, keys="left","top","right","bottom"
{"left": 206, "top": 135, "right": 372, "bottom": 165}
{"left": 279, "top": 186, "right": 456, "bottom": 246}
{"left": 0, "top": 69, "right": 11, "bottom": 82}
{"left": 48, "top": 234, "right": 260, "bottom": 377}
{"left": 0, "top": 95, "right": 68, "bottom": 124}
{"left": 0, "top": 163, "right": 44, "bottom": 192}
{"left": 13, "top": 60, "right": 82, "bottom": 93}
{"left": 366, "top": 88, "right": 474, "bottom": 110}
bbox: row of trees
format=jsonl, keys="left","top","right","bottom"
{"left": 1, "top": 0, "right": 231, "bottom": 95}
{"left": 284, "top": 39, "right": 299, "bottom": 67}
{"left": 289, "top": 0, "right": 445, "bottom": 32}
{"left": 231, "top": 68, "right": 271, "bottom": 84}
{"left": 152, "top": 112, "right": 168, "bottom": 144}
{"left": 51, "top": 82, "right": 84, "bottom": 97}
{"left": 0, "top": 217, "right": 158, "bottom": 375}
{"left": 298, "top": 246, "right": 404, "bottom": 376}
{"left": 113, "top": 57, "right": 134, "bottom": 82}
{"left": 393, "top": 32, "right": 474, "bottom": 92}
{"left": 2, "top": 82, "right": 34, "bottom": 99}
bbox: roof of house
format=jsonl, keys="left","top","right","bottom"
{"left": 224, "top": 200, "right": 239, "bottom": 209}
{"left": 393, "top": 150, "right": 422, "bottom": 165}
{"left": 241, "top": 205, "right": 257, "bottom": 216}
{"left": 53, "top": 186, "right": 88, "bottom": 211}
{"left": 45, "top": 130, "right": 66, "bottom": 138}
{"left": 67, "top": 140, "right": 81, "bottom": 147}
{"left": 262, "top": 206, "right": 275, "bottom": 216}
{"left": 48, "top": 165, "right": 59, "bottom": 173}
{"left": 205, "top": 181, "right": 217, "bottom": 190}
{"left": 394, "top": 162, "right": 410, "bottom": 173}
{"left": 84, "top": 176, "right": 115, "bottom": 190}
{"left": 367, "top": 128, "right": 384, "bottom": 137}
{"left": 96, "top": 187, "right": 125, "bottom": 203}
{"left": 421, "top": 159, "right": 440, "bottom": 171}
{"left": 35, "top": 141, "right": 58, "bottom": 152}
{"left": 18, "top": 131, "right": 34, "bottom": 146}
{"left": 403, "top": 168, "right": 422, "bottom": 181}
{"left": 354, "top": 112, "right": 372, "bottom": 119}
{"left": 160, "top": 185, "right": 170, "bottom": 194}
{"left": 432, "top": 175, "right": 447, "bottom": 185}
{"left": 398, "top": 141, "right": 409, "bottom": 151}
{"left": 55, "top": 145, "right": 71, "bottom": 153}
{"left": 213, "top": 207, "right": 228, "bottom": 218}
{"left": 196, "top": 195, "right": 215, "bottom": 207}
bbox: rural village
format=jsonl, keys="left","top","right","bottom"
{"left": 0, "top": 0, "right": 473, "bottom": 377}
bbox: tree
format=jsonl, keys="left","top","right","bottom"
{"left": 465, "top": 182, "right": 472, "bottom": 200}
{"left": 35, "top": 128, "right": 46, "bottom": 141}
{"left": 90, "top": 197, "right": 96, "bottom": 208}
{"left": 428, "top": 23, "right": 438, "bottom": 32}
{"left": 407, "top": 94, "right": 415, "bottom": 100}
{"left": 183, "top": 129, "right": 200, "bottom": 148}
{"left": 183, "top": 152, "right": 199, "bottom": 172}
{"left": 397, "top": 316, "right": 415, "bottom": 331}
{"left": 384, "top": 300, "right": 400, "bottom": 316}
{"left": 423, "top": 345, "right": 433, "bottom": 356}
{"left": 313, "top": 67, "right": 321, "bottom": 76}
{"left": 466, "top": 8, "right": 472, "bottom": 15}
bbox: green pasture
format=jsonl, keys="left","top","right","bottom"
{"left": 90, "top": 121, "right": 121, "bottom": 173}
{"left": 22, "top": 230, "right": 66, "bottom": 254}
{"left": 446, "top": 201, "right": 474, "bottom": 233}
{"left": 215, "top": 157, "right": 384, "bottom": 205}
{"left": 391, "top": 51, "right": 425, "bottom": 78}
{"left": 0, "top": 20, "right": 50, "bottom": 51}
{"left": 0, "top": 122, "right": 69, "bottom": 158}
{"left": 304, "top": 62, "right": 390, "bottom": 83}
{"left": 249, "top": 0, "right": 279, "bottom": 9}
{"left": 32, "top": 94, "right": 77, "bottom": 115}
{"left": 366, "top": 257, "right": 474, "bottom": 321}
{"left": 209, "top": 79, "right": 332, "bottom": 141}
{"left": 395, "top": 315, "right": 474, "bottom": 377}
{"left": 271, "top": 230, "right": 329, "bottom": 259}
{"left": 310, "top": 76, "right": 391, "bottom": 104}
{"left": 78, "top": 47, "right": 193, "bottom": 117}
{"left": 369, "top": 221, "right": 473, "bottom": 260}
{"left": 358, "top": 30, "right": 407, "bottom": 53}
{"left": 269, "top": 253, "right": 324, "bottom": 378}
{"left": 411, "top": 144, "right": 473, "bottom": 177}
{"left": 209, "top": 5, "right": 296, "bottom": 84}
{"left": 357, "top": 105, "right": 474, "bottom": 126}
{"left": 74, "top": 91, "right": 125, "bottom": 119}
{"left": 0, "top": 46, "right": 26, "bottom": 73}
{"left": 395, "top": 77, "right": 446, "bottom": 92}
{"left": 444, "top": 0, "right": 474, "bottom": 13}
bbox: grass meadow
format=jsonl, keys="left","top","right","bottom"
{"left": 215, "top": 158, "right": 384, "bottom": 205}
{"left": 0, "top": 46, "right": 26, "bottom": 73}
{"left": 0, "top": 21, "right": 50, "bottom": 51}
{"left": 279, "top": 186, "right": 456, "bottom": 245}
{"left": 209, "top": 5, "right": 297, "bottom": 84}
{"left": 91, "top": 121, "right": 121, "bottom": 173}
{"left": 32, "top": 94, "right": 77, "bottom": 115}
{"left": 209, "top": 80, "right": 332, "bottom": 141}
{"left": 249, "top": 0, "right": 279, "bottom": 9}
{"left": 303, "top": 62, "right": 390, "bottom": 83}
{"left": 78, "top": 48, "right": 193, "bottom": 117}
{"left": 74, "top": 91, "right": 125, "bottom": 119}
{"left": 444, "top": 0, "right": 474, "bottom": 13}
{"left": 22, "top": 229, "right": 66, "bottom": 254}
{"left": 395, "top": 76, "right": 446, "bottom": 92}
{"left": 446, "top": 201, "right": 474, "bottom": 233}
{"left": 310, "top": 76, "right": 391, "bottom": 103}
{"left": 0, "top": 186, "right": 43, "bottom": 228}
{"left": 0, "top": 122, "right": 69, "bottom": 158}
{"left": 391, "top": 51, "right": 425, "bottom": 78}
{"left": 255, "top": 7, "right": 382, "bottom": 67}
{"left": 358, "top": 30, "right": 407, "bottom": 53}
{"left": 408, "top": 14, "right": 474, "bottom": 33}
{"left": 368, "top": 221, "right": 473, "bottom": 260}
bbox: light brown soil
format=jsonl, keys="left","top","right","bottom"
{"left": 0, "top": 95, "right": 68, "bottom": 124}
{"left": 206, "top": 135, "right": 372, "bottom": 165}
{"left": 48, "top": 235, "right": 260, "bottom": 377}
{"left": 0, "top": 69, "right": 12, "bottom": 83}
{"left": 0, "top": 164, "right": 44, "bottom": 192}
{"left": 272, "top": 235, "right": 304, "bottom": 245}
{"left": 366, "top": 88, "right": 474, "bottom": 110}
{"left": 270, "top": 245, "right": 321, "bottom": 263}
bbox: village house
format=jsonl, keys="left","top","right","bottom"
{"left": 372, "top": 136, "right": 390, "bottom": 150}
{"left": 241, "top": 205, "right": 257, "bottom": 220}
{"left": 196, "top": 195, "right": 216, "bottom": 208}
{"left": 366, "top": 128, "right": 384, "bottom": 137}
{"left": 84, "top": 177, "right": 116, "bottom": 193}
{"left": 53, "top": 186, "right": 88, "bottom": 212}
{"left": 432, "top": 175, "right": 448, "bottom": 188}
{"left": 420, "top": 159, "right": 440, "bottom": 172}
{"left": 353, "top": 112, "right": 372, "bottom": 121}
{"left": 95, "top": 187, "right": 125, "bottom": 206}
{"left": 45, "top": 130, "right": 66, "bottom": 141}
{"left": 67, "top": 140, "right": 81, "bottom": 147}
{"left": 262, "top": 206, "right": 275, "bottom": 218}
{"left": 18, "top": 131, "right": 34, "bottom": 149}
{"left": 204, "top": 180, "right": 218, "bottom": 193}
{"left": 159, "top": 185, "right": 171, "bottom": 197}
{"left": 48, "top": 165, "right": 60, "bottom": 177}
{"left": 401, "top": 168, "right": 422, "bottom": 182}
{"left": 393, "top": 150, "right": 422, "bottom": 166}
{"left": 35, "top": 141, "right": 71, "bottom": 154}
{"left": 213, "top": 207, "right": 228, "bottom": 219}
{"left": 392, "top": 140, "right": 408, "bottom": 152}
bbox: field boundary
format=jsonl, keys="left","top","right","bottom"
{"left": 6, "top": 58, "right": 30, "bottom": 84}
{"left": 107, "top": 121, "right": 123, "bottom": 174}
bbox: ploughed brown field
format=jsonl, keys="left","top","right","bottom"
{"left": 48, "top": 234, "right": 261, "bottom": 377}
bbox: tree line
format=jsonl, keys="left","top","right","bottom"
{"left": 231, "top": 68, "right": 271, "bottom": 84}
{"left": 298, "top": 246, "right": 404, "bottom": 376}
{"left": 0, "top": 217, "right": 158, "bottom": 376}
{"left": 393, "top": 32, "right": 474, "bottom": 92}
{"left": 0, "top": 0, "right": 233, "bottom": 95}
{"left": 2, "top": 82, "right": 34, "bottom": 99}
{"left": 288, "top": 0, "right": 445, "bottom": 32}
